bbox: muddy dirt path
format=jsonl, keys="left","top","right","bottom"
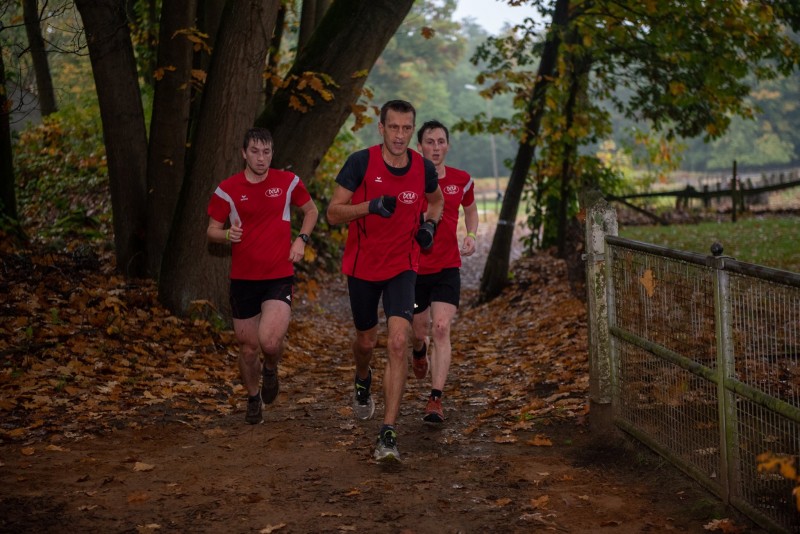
{"left": 0, "top": 224, "right": 759, "bottom": 533}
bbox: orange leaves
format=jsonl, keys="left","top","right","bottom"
{"left": 757, "top": 452, "right": 800, "bottom": 510}
{"left": 455, "top": 254, "right": 589, "bottom": 441}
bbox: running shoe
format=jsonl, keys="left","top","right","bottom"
{"left": 261, "top": 366, "right": 279, "bottom": 404}
{"left": 245, "top": 394, "right": 263, "bottom": 425}
{"left": 423, "top": 396, "right": 444, "bottom": 423}
{"left": 412, "top": 340, "right": 429, "bottom": 379}
{"left": 352, "top": 370, "right": 375, "bottom": 420}
{"left": 374, "top": 427, "right": 400, "bottom": 462}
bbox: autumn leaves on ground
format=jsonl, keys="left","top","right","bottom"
{"left": 0, "top": 229, "right": 753, "bottom": 532}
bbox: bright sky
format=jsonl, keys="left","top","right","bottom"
{"left": 452, "top": 0, "right": 542, "bottom": 35}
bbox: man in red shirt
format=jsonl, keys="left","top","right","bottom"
{"left": 411, "top": 120, "right": 479, "bottom": 423}
{"left": 207, "top": 127, "right": 318, "bottom": 425}
{"left": 327, "top": 100, "right": 444, "bottom": 462}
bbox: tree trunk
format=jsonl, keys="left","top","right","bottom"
{"left": 298, "top": 0, "right": 316, "bottom": 52}
{"left": 158, "top": 0, "right": 280, "bottom": 316}
{"left": 478, "top": 0, "right": 570, "bottom": 303}
{"left": 258, "top": 0, "right": 415, "bottom": 183}
{"left": 75, "top": 0, "right": 148, "bottom": 278}
{"left": 22, "top": 0, "right": 57, "bottom": 115}
{"left": 189, "top": 0, "right": 227, "bottom": 137}
{"left": 145, "top": 1, "right": 198, "bottom": 278}
{"left": 0, "top": 40, "right": 18, "bottom": 222}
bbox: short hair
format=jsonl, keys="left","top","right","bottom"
{"left": 380, "top": 100, "right": 416, "bottom": 124}
{"left": 243, "top": 127, "right": 273, "bottom": 150}
{"left": 417, "top": 120, "right": 450, "bottom": 144}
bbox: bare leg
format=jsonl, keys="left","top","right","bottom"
{"left": 411, "top": 308, "right": 430, "bottom": 353}
{"left": 258, "top": 300, "right": 291, "bottom": 371}
{"left": 429, "top": 301, "right": 457, "bottom": 391}
{"left": 233, "top": 315, "right": 262, "bottom": 397}
{"left": 383, "top": 316, "right": 410, "bottom": 425}
{"left": 353, "top": 326, "right": 378, "bottom": 381}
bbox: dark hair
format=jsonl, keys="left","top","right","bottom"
{"left": 243, "top": 127, "right": 273, "bottom": 150}
{"left": 380, "top": 100, "right": 416, "bottom": 124}
{"left": 417, "top": 120, "right": 449, "bottom": 144}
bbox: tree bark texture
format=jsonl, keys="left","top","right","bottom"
{"left": 145, "top": 1, "right": 198, "bottom": 278}
{"left": 22, "top": 0, "right": 57, "bottom": 115}
{"left": 258, "top": 0, "right": 415, "bottom": 184}
{"left": 159, "top": 0, "right": 279, "bottom": 316}
{"left": 298, "top": 0, "right": 317, "bottom": 52}
{"left": 0, "top": 40, "right": 18, "bottom": 221}
{"left": 75, "top": 0, "right": 149, "bottom": 278}
{"left": 478, "top": 0, "right": 570, "bottom": 303}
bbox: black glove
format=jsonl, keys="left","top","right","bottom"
{"left": 368, "top": 195, "right": 397, "bottom": 218}
{"left": 416, "top": 219, "right": 437, "bottom": 250}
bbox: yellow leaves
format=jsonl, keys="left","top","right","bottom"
{"left": 420, "top": 26, "right": 435, "bottom": 39}
{"left": 153, "top": 65, "right": 176, "bottom": 81}
{"left": 669, "top": 81, "right": 686, "bottom": 96}
{"left": 757, "top": 452, "right": 800, "bottom": 511}
{"left": 639, "top": 269, "right": 657, "bottom": 297}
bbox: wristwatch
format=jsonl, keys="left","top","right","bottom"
{"left": 298, "top": 233, "right": 310, "bottom": 244}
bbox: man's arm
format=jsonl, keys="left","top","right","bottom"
{"left": 290, "top": 199, "right": 319, "bottom": 262}
{"left": 327, "top": 185, "right": 369, "bottom": 225}
{"left": 461, "top": 201, "right": 479, "bottom": 256}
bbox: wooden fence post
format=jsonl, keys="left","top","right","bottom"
{"left": 581, "top": 189, "right": 617, "bottom": 432}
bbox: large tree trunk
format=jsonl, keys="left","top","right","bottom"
{"left": 0, "top": 40, "right": 18, "bottom": 222}
{"left": 158, "top": 0, "right": 280, "bottom": 316}
{"left": 75, "top": 0, "right": 148, "bottom": 278}
{"left": 258, "top": 0, "right": 414, "bottom": 182}
{"left": 297, "top": 0, "right": 317, "bottom": 52}
{"left": 145, "top": 2, "right": 198, "bottom": 278}
{"left": 22, "top": 0, "right": 57, "bottom": 115}
{"left": 478, "top": 0, "right": 570, "bottom": 303}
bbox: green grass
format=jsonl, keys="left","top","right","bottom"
{"left": 619, "top": 216, "right": 800, "bottom": 273}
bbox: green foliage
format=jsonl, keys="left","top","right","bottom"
{"left": 619, "top": 217, "right": 800, "bottom": 273}
{"left": 14, "top": 102, "right": 110, "bottom": 242}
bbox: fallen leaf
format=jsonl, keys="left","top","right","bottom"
{"left": 260, "top": 523, "right": 286, "bottom": 533}
{"left": 46, "top": 444, "right": 68, "bottom": 452}
{"left": 127, "top": 491, "right": 151, "bottom": 503}
{"left": 527, "top": 435, "right": 553, "bottom": 447}
{"left": 494, "top": 497, "right": 512, "bottom": 506}
{"left": 133, "top": 462, "right": 155, "bottom": 472}
{"left": 530, "top": 495, "right": 550, "bottom": 509}
{"left": 21, "top": 447, "right": 35, "bottom": 456}
{"left": 296, "top": 397, "right": 315, "bottom": 404}
{"left": 494, "top": 435, "right": 517, "bottom": 444}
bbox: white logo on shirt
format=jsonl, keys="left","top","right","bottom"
{"left": 240, "top": 195, "right": 249, "bottom": 201}
{"left": 375, "top": 176, "right": 383, "bottom": 183}
{"left": 443, "top": 185, "right": 460, "bottom": 195}
{"left": 266, "top": 188, "right": 283, "bottom": 198}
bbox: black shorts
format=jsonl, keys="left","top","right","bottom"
{"left": 229, "top": 277, "right": 294, "bottom": 319}
{"left": 347, "top": 270, "right": 417, "bottom": 331}
{"left": 413, "top": 268, "right": 461, "bottom": 314}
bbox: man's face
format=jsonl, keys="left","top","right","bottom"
{"left": 418, "top": 127, "right": 449, "bottom": 167}
{"left": 379, "top": 109, "right": 415, "bottom": 157}
{"left": 242, "top": 139, "right": 272, "bottom": 175}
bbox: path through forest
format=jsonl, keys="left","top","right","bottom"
{"left": 0, "top": 219, "right": 760, "bottom": 533}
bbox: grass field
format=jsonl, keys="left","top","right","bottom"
{"left": 619, "top": 216, "right": 800, "bottom": 273}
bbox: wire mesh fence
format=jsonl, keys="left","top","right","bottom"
{"left": 606, "top": 237, "right": 800, "bottom": 533}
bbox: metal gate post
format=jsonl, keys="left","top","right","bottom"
{"left": 711, "top": 242, "right": 739, "bottom": 503}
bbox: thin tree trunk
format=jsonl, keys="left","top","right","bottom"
{"left": 298, "top": 0, "right": 316, "bottom": 52}
{"left": 159, "top": 0, "right": 280, "bottom": 316}
{"left": 22, "top": 0, "right": 57, "bottom": 115}
{"left": 258, "top": 0, "right": 414, "bottom": 182}
{"left": 75, "top": 0, "right": 148, "bottom": 278}
{"left": 0, "top": 40, "right": 18, "bottom": 222}
{"left": 145, "top": 2, "right": 198, "bottom": 278}
{"left": 478, "top": 0, "right": 570, "bottom": 303}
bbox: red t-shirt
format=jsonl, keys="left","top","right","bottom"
{"left": 207, "top": 169, "right": 311, "bottom": 280}
{"left": 342, "top": 145, "right": 427, "bottom": 281}
{"left": 418, "top": 167, "right": 475, "bottom": 275}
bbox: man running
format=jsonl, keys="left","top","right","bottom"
{"left": 411, "top": 120, "right": 478, "bottom": 423}
{"left": 327, "top": 100, "right": 444, "bottom": 462}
